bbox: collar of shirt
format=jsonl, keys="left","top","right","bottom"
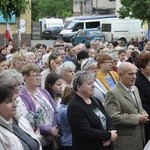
{"left": 120, "top": 81, "right": 134, "bottom": 93}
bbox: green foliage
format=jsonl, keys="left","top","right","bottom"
{"left": 32, "top": 0, "right": 73, "bottom": 21}
{"left": 118, "top": 0, "right": 150, "bottom": 25}
{"left": 0, "top": 0, "right": 29, "bottom": 20}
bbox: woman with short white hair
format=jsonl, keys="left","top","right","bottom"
{"left": 25, "top": 52, "right": 36, "bottom": 65}
{"left": 56, "top": 61, "right": 76, "bottom": 91}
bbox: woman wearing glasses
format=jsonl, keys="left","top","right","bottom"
{"left": 96, "top": 53, "right": 119, "bottom": 91}
{"left": 18, "top": 64, "right": 59, "bottom": 150}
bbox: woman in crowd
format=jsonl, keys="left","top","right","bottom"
{"left": 134, "top": 52, "right": 150, "bottom": 143}
{"left": 58, "top": 87, "right": 74, "bottom": 150}
{"left": 67, "top": 71, "right": 117, "bottom": 150}
{"left": 81, "top": 58, "right": 107, "bottom": 104}
{"left": 18, "top": 64, "right": 59, "bottom": 150}
{"left": 0, "top": 69, "right": 28, "bottom": 120}
{"left": 0, "top": 69, "right": 23, "bottom": 96}
{"left": 41, "top": 51, "right": 62, "bottom": 88}
{"left": 10, "top": 52, "right": 26, "bottom": 73}
{"left": 45, "top": 72, "right": 63, "bottom": 108}
{"left": 56, "top": 61, "right": 76, "bottom": 91}
{"left": 25, "top": 52, "right": 36, "bottom": 65}
{"left": 96, "top": 53, "right": 119, "bottom": 91}
{"left": 0, "top": 84, "right": 41, "bottom": 150}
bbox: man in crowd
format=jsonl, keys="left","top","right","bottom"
{"left": 105, "top": 62, "right": 149, "bottom": 150}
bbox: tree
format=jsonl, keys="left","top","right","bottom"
{"left": 0, "top": 0, "right": 29, "bottom": 20}
{"left": 32, "top": 0, "right": 73, "bottom": 21}
{"left": 118, "top": 0, "right": 150, "bottom": 39}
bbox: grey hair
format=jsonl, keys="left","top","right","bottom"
{"left": 0, "top": 69, "right": 23, "bottom": 84}
{"left": 81, "top": 58, "right": 97, "bottom": 70}
{"left": 73, "top": 70, "right": 94, "bottom": 92}
{"left": 118, "top": 62, "right": 137, "bottom": 74}
{"left": 25, "top": 52, "right": 35, "bottom": 58}
{"left": 56, "top": 61, "right": 76, "bottom": 77}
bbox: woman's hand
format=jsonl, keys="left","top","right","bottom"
{"left": 103, "top": 140, "right": 111, "bottom": 146}
{"left": 110, "top": 130, "right": 117, "bottom": 141}
{"left": 51, "top": 125, "right": 59, "bottom": 137}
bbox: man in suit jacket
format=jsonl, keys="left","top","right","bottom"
{"left": 105, "top": 62, "right": 149, "bottom": 150}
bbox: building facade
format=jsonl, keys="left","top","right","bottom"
{"left": 73, "top": 0, "right": 116, "bottom": 16}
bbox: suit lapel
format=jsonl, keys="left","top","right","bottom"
{"left": 117, "top": 82, "right": 139, "bottom": 109}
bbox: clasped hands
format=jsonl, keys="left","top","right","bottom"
{"left": 138, "top": 111, "right": 149, "bottom": 124}
{"left": 103, "top": 130, "right": 117, "bottom": 147}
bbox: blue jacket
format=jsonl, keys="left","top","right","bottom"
{"left": 58, "top": 104, "right": 72, "bottom": 146}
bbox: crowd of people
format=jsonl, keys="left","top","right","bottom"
{"left": 0, "top": 37, "right": 150, "bottom": 150}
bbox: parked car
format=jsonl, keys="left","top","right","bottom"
{"left": 71, "top": 29, "right": 104, "bottom": 47}
{"left": 42, "top": 26, "right": 63, "bottom": 40}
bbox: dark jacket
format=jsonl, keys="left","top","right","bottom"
{"left": 67, "top": 93, "right": 115, "bottom": 150}
{"left": 135, "top": 71, "right": 150, "bottom": 143}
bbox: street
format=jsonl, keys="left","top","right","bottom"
{"left": 31, "top": 39, "right": 55, "bottom": 48}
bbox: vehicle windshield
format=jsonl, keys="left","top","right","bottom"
{"left": 64, "top": 21, "right": 72, "bottom": 28}
{"left": 65, "top": 21, "right": 75, "bottom": 30}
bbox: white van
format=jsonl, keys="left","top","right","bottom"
{"left": 60, "top": 15, "right": 117, "bottom": 42}
{"left": 101, "top": 18, "right": 146, "bottom": 44}
{"left": 39, "top": 18, "right": 64, "bottom": 31}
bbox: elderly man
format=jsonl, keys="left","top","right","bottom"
{"left": 105, "top": 62, "right": 149, "bottom": 150}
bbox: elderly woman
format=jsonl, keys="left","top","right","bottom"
{"left": 81, "top": 58, "right": 107, "bottom": 103}
{"left": 41, "top": 51, "right": 62, "bottom": 88}
{"left": 0, "top": 69, "right": 23, "bottom": 96}
{"left": 18, "top": 64, "right": 59, "bottom": 150}
{"left": 67, "top": 71, "right": 117, "bottom": 150}
{"left": 0, "top": 69, "right": 28, "bottom": 118}
{"left": 56, "top": 61, "right": 76, "bottom": 91}
{"left": 0, "top": 84, "right": 41, "bottom": 150}
{"left": 10, "top": 52, "right": 26, "bottom": 73}
{"left": 96, "top": 53, "right": 119, "bottom": 91}
{"left": 25, "top": 52, "right": 36, "bottom": 65}
{"left": 134, "top": 52, "right": 150, "bottom": 143}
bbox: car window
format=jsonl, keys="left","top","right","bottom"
{"left": 102, "top": 24, "right": 111, "bottom": 32}
{"left": 89, "top": 30, "right": 101, "bottom": 35}
{"left": 86, "top": 21, "right": 100, "bottom": 29}
{"left": 76, "top": 30, "right": 85, "bottom": 36}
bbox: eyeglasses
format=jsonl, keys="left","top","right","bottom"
{"left": 101, "top": 61, "right": 113, "bottom": 64}
{"left": 12, "top": 83, "right": 21, "bottom": 88}
{"left": 30, "top": 74, "right": 41, "bottom": 78}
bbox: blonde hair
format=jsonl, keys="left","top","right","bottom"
{"left": 10, "top": 52, "right": 26, "bottom": 69}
